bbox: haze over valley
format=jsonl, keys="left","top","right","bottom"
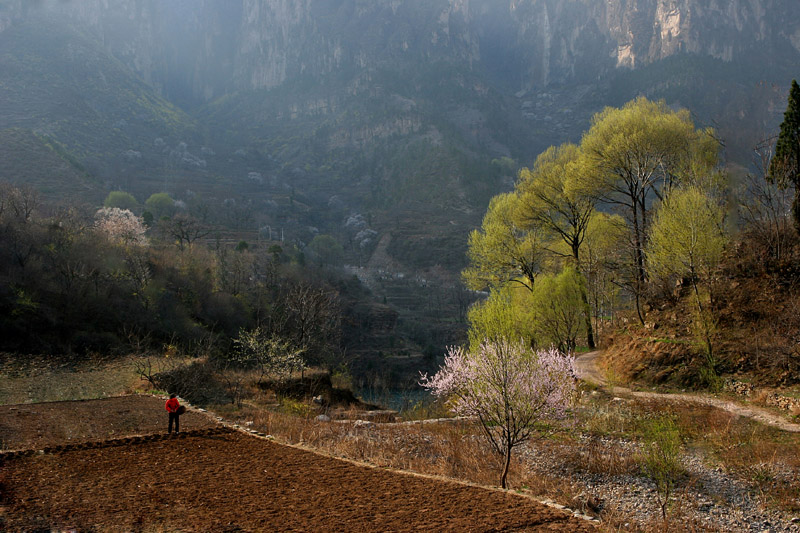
{"left": 2, "top": 3, "right": 800, "bottom": 529}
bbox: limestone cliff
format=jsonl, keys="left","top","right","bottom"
{"left": 3, "top": 0, "right": 796, "bottom": 104}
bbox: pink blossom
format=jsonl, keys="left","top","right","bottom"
{"left": 420, "top": 340, "right": 576, "bottom": 488}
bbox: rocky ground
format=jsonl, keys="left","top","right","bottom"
{"left": 565, "top": 352, "right": 800, "bottom": 531}
{"left": 520, "top": 435, "right": 800, "bottom": 532}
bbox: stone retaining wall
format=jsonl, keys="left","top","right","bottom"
{"left": 724, "top": 379, "right": 800, "bottom": 413}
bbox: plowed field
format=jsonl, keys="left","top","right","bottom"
{"left": 0, "top": 396, "right": 595, "bottom": 532}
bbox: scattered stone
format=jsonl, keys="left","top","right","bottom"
{"left": 312, "top": 395, "right": 327, "bottom": 406}
{"left": 315, "top": 414, "right": 331, "bottom": 422}
{"left": 518, "top": 433, "right": 800, "bottom": 532}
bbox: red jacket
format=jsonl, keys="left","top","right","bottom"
{"left": 165, "top": 397, "right": 180, "bottom": 413}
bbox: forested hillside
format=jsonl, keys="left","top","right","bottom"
{"left": 463, "top": 93, "right": 800, "bottom": 389}
{"left": 0, "top": 0, "right": 798, "bottom": 386}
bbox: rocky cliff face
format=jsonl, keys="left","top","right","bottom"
{"left": 4, "top": 0, "right": 796, "bottom": 105}
{"left": 471, "top": 0, "right": 799, "bottom": 88}
{"left": 601, "top": 0, "right": 799, "bottom": 66}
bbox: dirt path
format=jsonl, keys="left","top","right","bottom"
{"left": 574, "top": 351, "right": 800, "bottom": 433}
{"left": 574, "top": 351, "right": 608, "bottom": 386}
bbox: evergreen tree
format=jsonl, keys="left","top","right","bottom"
{"left": 768, "top": 79, "right": 800, "bottom": 232}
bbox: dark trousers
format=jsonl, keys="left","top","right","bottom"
{"left": 168, "top": 412, "right": 180, "bottom": 433}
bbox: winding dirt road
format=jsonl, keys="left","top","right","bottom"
{"left": 574, "top": 351, "right": 800, "bottom": 433}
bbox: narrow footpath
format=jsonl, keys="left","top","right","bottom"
{"left": 574, "top": 351, "right": 800, "bottom": 433}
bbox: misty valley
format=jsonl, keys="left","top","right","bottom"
{"left": 1, "top": 1, "right": 800, "bottom": 531}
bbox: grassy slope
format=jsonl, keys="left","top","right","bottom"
{"left": 604, "top": 241, "right": 800, "bottom": 390}
{"left": 0, "top": 128, "right": 98, "bottom": 202}
{"left": 0, "top": 15, "right": 196, "bottom": 195}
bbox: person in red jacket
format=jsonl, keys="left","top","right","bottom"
{"left": 165, "top": 394, "right": 181, "bottom": 434}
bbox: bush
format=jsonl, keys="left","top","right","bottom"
{"left": 153, "top": 359, "right": 227, "bottom": 405}
{"left": 639, "top": 416, "right": 685, "bottom": 518}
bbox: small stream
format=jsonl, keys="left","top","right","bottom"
{"left": 356, "top": 387, "right": 432, "bottom": 413}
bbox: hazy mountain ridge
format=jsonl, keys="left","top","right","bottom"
{"left": 0, "top": 0, "right": 797, "bottom": 273}
{"left": 4, "top": 0, "right": 796, "bottom": 103}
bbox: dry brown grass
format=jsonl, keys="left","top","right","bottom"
{"left": 586, "top": 395, "right": 800, "bottom": 515}
{"left": 0, "top": 354, "right": 148, "bottom": 405}
{"left": 563, "top": 437, "right": 640, "bottom": 476}
{"left": 220, "top": 404, "right": 508, "bottom": 488}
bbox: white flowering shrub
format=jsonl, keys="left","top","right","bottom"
{"left": 94, "top": 207, "right": 148, "bottom": 247}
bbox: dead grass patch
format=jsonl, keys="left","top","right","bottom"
{"left": 0, "top": 354, "right": 147, "bottom": 405}
{"left": 564, "top": 437, "right": 640, "bottom": 476}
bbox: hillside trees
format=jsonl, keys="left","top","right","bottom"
{"left": 462, "top": 192, "right": 544, "bottom": 292}
{"left": 94, "top": 207, "right": 148, "bottom": 247}
{"left": 466, "top": 286, "right": 537, "bottom": 350}
{"left": 768, "top": 79, "right": 800, "bottom": 233}
{"left": 145, "top": 192, "right": 176, "bottom": 220}
{"left": 0, "top": 182, "right": 351, "bottom": 366}
{"left": 580, "top": 97, "right": 719, "bottom": 323}
{"left": 739, "top": 139, "right": 795, "bottom": 264}
{"left": 463, "top": 151, "right": 618, "bottom": 349}
{"left": 579, "top": 213, "right": 625, "bottom": 334}
{"left": 516, "top": 143, "right": 597, "bottom": 348}
{"left": 232, "top": 327, "right": 305, "bottom": 386}
{"left": 104, "top": 191, "right": 139, "bottom": 211}
{"left": 307, "top": 234, "right": 345, "bottom": 267}
{"left": 647, "top": 186, "right": 728, "bottom": 385}
{"left": 464, "top": 97, "right": 723, "bottom": 359}
{"left": 529, "top": 267, "right": 586, "bottom": 353}
{"left": 2, "top": 183, "right": 39, "bottom": 223}
{"left": 159, "top": 213, "right": 210, "bottom": 250}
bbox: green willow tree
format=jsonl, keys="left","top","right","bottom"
{"left": 647, "top": 186, "right": 728, "bottom": 385}
{"left": 580, "top": 97, "right": 719, "bottom": 323}
{"left": 577, "top": 212, "right": 626, "bottom": 337}
{"left": 462, "top": 192, "right": 544, "bottom": 292}
{"left": 516, "top": 143, "right": 597, "bottom": 348}
{"left": 529, "top": 267, "right": 585, "bottom": 353}
{"left": 466, "top": 285, "right": 536, "bottom": 351}
{"left": 768, "top": 79, "right": 800, "bottom": 233}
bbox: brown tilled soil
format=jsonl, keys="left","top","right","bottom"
{"left": 0, "top": 396, "right": 596, "bottom": 532}
{"left": 0, "top": 395, "right": 217, "bottom": 451}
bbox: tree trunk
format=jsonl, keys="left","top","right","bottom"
{"left": 631, "top": 201, "right": 647, "bottom": 325}
{"left": 631, "top": 200, "right": 647, "bottom": 287}
{"left": 578, "top": 273, "right": 596, "bottom": 349}
{"left": 573, "top": 245, "right": 596, "bottom": 349}
{"left": 634, "top": 287, "right": 645, "bottom": 326}
{"left": 692, "top": 277, "right": 714, "bottom": 363}
{"left": 500, "top": 446, "right": 512, "bottom": 489}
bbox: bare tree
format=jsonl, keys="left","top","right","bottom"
{"left": 7, "top": 184, "right": 40, "bottom": 223}
{"left": 277, "top": 282, "right": 341, "bottom": 369}
{"left": 739, "top": 138, "right": 794, "bottom": 263}
{"left": 160, "top": 213, "right": 211, "bottom": 250}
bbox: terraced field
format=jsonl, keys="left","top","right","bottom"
{"left": 0, "top": 395, "right": 595, "bottom": 532}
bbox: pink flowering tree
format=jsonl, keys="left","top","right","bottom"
{"left": 420, "top": 340, "right": 576, "bottom": 489}
{"left": 94, "top": 207, "right": 148, "bottom": 247}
